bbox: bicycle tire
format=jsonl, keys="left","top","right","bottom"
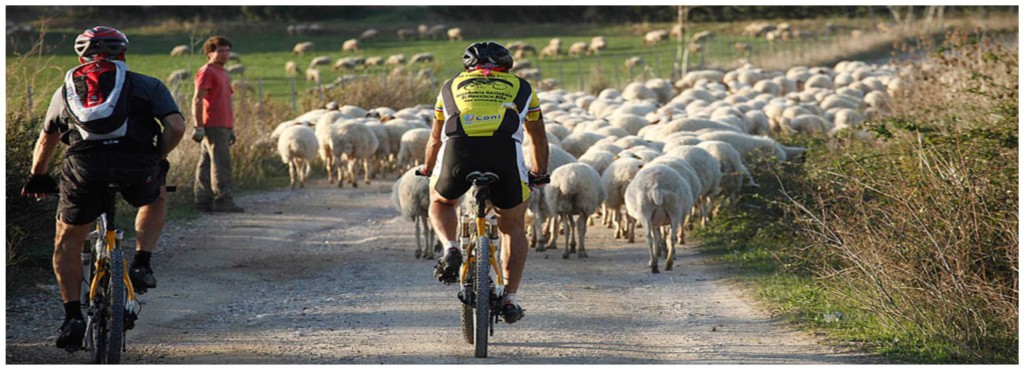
{"left": 104, "top": 247, "right": 125, "bottom": 363}
{"left": 461, "top": 302, "right": 474, "bottom": 344}
{"left": 474, "top": 237, "right": 490, "bottom": 358}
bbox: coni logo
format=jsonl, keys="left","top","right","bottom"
{"left": 463, "top": 113, "right": 501, "bottom": 124}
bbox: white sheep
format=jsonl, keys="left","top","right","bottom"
{"left": 602, "top": 157, "right": 644, "bottom": 243}
{"left": 577, "top": 149, "right": 616, "bottom": 178}
{"left": 309, "top": 55, "right": 331, "bottom": 68}
{"left": 314, "top": 111, "right": 345, "bottom": 184}
{"left": 539, "top": 38, "right": 562, "bottom": 59}
{"left": 409, "top": 52, "right": 434, "bottom": 64}
{"left": 293, "top": 41, "right": 315, "bottom": 55}
{"left": 696, "top": 131, "right": 807, "bottom": 164}
{"left": 567, "top": 41, "right": 588, "bottom": 57}
{"left": 335, "top": 121, "right": 380, "bottom": 187}
{"left": 166, "top": 69, "right": 190, "bottom": 86}
{"left": 621, "top": 82, "right": 657, "bottom": 101}
{"left": 359, "top": 28, "right": 378, "bottom": 40}
{"left": 544, "top": 163, "right": 607, "bottom": 258}
{"left": 277, "top": 125, "right": 319, "bottom": 189}
{"left": 587, "top": 36, "right": 607, "bottom": 54}
{"left": 624, "top": 164, "right": 694, "bottom": 273}
{"left": 524, "top": 144, "right": 577, "bottom": 250}
{"left": 170, "top": 45, "right": 188, "bottom": 57}
{"left": 664, "top": 145, "right": 722, "bottom": 227}
{"left": 305, "top": 68, "right": 320, "bottom": 83}
{"left": 696, "top": 140, "right": 757, "bottom": 212}
{"left": 385, "top": 54, "right": 406, "bottom": 65}
{"left": 342, "top": 39, "right": 359, "bottom": 53}
{"left": 643, "top": 30, "right": 670, "bottom": 46}
{"left": 396, "top": 128, "right": 431, "bottom": 170}
{"left": 560, "top": 131, "right": 606, "bottom": 158}
{"left": 391, "top": 168, "right": 438, "bottom": 260}
{"left": 446, "top": 27, "right": 463, "bottom": 41}
{"left": 781, "top": 114, "right": 829, "bottom": 136}
{"left": 285, "top": 61, "right": 298, "bottom": 77}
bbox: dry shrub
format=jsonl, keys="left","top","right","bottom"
{"left": 587, "top": 62, "right": 610, "bottom": 95}
{"left": 313, "top": 70, "right": 438, "bottom": 112}
{"left": 790, "top": 28, "right": 1017, "bottom": 362}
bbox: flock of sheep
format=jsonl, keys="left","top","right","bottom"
{"left": 264, "top": 54, "right": 902, "bottom": 273}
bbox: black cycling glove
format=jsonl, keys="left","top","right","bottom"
{"left": 528, "top": 171, "right": 550, "bottom": 187}
{"left": 23, "top": 174, "right": 59, "bottom": 195}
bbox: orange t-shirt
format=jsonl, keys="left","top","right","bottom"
{"left": 194, "top": 63, "right": 234, "bottom": 129}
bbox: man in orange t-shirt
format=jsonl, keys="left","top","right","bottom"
{"left": 192, "top": 36, "right": 243, "bottom": 212}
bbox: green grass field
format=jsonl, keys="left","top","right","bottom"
{"left": 7, "top": 18, "right": 863, "bottom": 121}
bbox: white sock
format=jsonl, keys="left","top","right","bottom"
{"left": 444, "top": 240, "right": 458, "bottom": 254}
{"left": 503, "top": 293, "right": 518, "bottom": 306}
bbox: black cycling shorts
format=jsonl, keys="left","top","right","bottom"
{"left": 57, "top": 155, "right": 166, "bottom": 225}
{"left": 432, "top": 136, "right": 530, "bottom": 210}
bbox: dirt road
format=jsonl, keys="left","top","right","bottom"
{"left": 6, "top": 179, "right": 879, "bottom": 364}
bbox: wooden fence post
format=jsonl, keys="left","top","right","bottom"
{"left": 290, "top": 76, "right": 297, "bottom": 112}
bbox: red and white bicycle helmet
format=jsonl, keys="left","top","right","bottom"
{"left": 74, "top": 26, "right": 129, "bottom": 61}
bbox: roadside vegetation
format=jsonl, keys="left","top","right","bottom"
{"left": 6, "top": 7, "right": 1018, "bottom": 362}
{"left": 696, "top": 29, "right": 1018, "bottom": 363}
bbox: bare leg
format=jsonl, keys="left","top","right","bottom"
{"left": 428, "top": 190, "right": 460, "bottom": 246}
{"left": 134, "top": 187, "right": 168, "bottom": 253}
{"left": 495, "top": 202, "right": 528, "bottom": 294}
{"left": 54, "top": 220, "right": 91, "bottom": 303}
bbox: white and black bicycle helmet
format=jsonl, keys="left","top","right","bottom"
{"left": 462, "top": 41, "right": 513, "bottom": 71}
{"left": 74, "top": 26, "right": 129, "bottom": 61}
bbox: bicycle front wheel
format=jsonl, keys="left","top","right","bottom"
{"left": 474, "top": 237, "right": 490, "bottom": 358}
{"left": 105, "top": 247, "right": 126, "bottom": 363}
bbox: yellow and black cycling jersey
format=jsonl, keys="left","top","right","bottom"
{"left": 434, "top": 69, "right": 541, "bottom": 143}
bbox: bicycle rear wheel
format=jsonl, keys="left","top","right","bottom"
{"left": 474, "top": 238, "right": 490, "bottom": 358}
{"left": 104, "top": 248, "right": 125, "bottom": 363}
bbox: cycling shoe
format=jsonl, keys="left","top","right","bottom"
{"left": 129, "top": 266, "right": 157, "bottom": 294}
{"left": 433, "top": 248, "right": 462, "bottom": 285}
{"left": 56, "top": 317, "right": 85, "bottom": 351}
{"left": 499, "top": 301, "right": 525, "bottom": 323}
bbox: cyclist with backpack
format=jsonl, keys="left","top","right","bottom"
{"left": 21, "top": 26, "right": 186, "bottom": 350}
{"left": 419, "top": 42, "right": 550, "bottom": 323}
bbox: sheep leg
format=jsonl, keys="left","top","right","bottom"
{"left": 577, "top": 213, "right": 588, "bottom": 258}
{"left": 622, "top": 213, "right": 630, "bottom": 241}
{"left": 545, "top": 216, "right": 558, "bottom": 250}
{"left": 363, "top": 158, "right": 372, "bottom": 185}
{"left": 302, "top": 161, "right": 310, "bottom": 188}
{"left": 414, "top": 214, "right": 423, "bottom": 259}
{"left": 644, "top": 216, "right": 659, "bottom": 274}
{"left": 665, "top": 218, "right": 679, "bottom": 271}
{"left": 561, "top": 215, "right": 572, "bottom": 259}
{"left": 347, "top": 158, "right": 358, "bottom": 188}
{"left": 612, "top": 208, "right": 623, "bottom": 239}
{"left": 288, "top": 160, "right": 297, "bottom": 189}
{"left": 568, "top": 215, "right": 577, "bottom": 253}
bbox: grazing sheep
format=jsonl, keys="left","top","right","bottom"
{"left": 625, "top": 164, "right": 694, "bottom": 273}
{"left": 676, "top": 70, "right": 725, "bottom": 89}
{"left": 396, "top": 128, "right": 431, "bottom": 170}
{"left": 397, "top": 28, "right": 416, "bottom": 40}
{"left": 225, "top": 64, "right": 244, "bottom": 75}
{"left": 781, "top": 114, "right": 829, "bottom": 136}
{"left": 385, "top": 54, "right": 406, "bottom": 65}
{"left": 335, "top": 121, "right": 380, "bottom": 187}
{"left": 446, "top": 27, "right": 463, "bottom": 41}
{"left": 365, "top": 56, "right": 384, "bottom": 66}
{"left": 309, "top": 55, "right": 331, "bottom": 68}
{"left": 277, "top": 125, "right": 319, "bottom": 189}
{"left": 167, "top": 69, "right": 190, "bottom": 86}
{"left": 305, "top": 68, "right": 321, "bottom": 83}
{"left": 690, "top": 30, "right": 713, "bottom": 43}
{"left": 696, "top": 140, "right": 757, "bottom": 211}
{"left": 624, "top": 56, "right": 644, "bottom": 70}
{"left": 587, "top": 36, "right": 607, "bottom": 55}
{"left": 428, "top": 24, "right": 447, "bottom": 39}
{"left": 293, "top": 41, "right": 315, "bottom": 55}
{"left": 359, "top": 28, "right": 378, "bottom": 40}
{"left": 643, "top": 30, "right": 670, "bottom": 46}
{"left": 333, "top": 58, "right": 357, "bottom": 71}
{"left": 544, "top": 163, "right": 607, "bottom": 258}
{"left": 602, "top": 157, "right": 644, "bottom": 242}
{"left": 285, "top": 61, "right": 298, "bottom": 77}
{"left": 170, "top": 44, "right": 188, "bottom": 57}
{"left": 228, "top": 52, "right": 241, "bottom": 62}
{"left": 342, "top": 39, "right": 359, "bottom": 53}
{"left": 539, "top": 38, "right": 562, "bottom": 59}
{"left": 392, "top": 168, "right": 438, "bottom": 259}
{"left": 417, "top": 24, "right": 430, "bottom": 39}
{"left": 409, "top": 52, "right": 434, "bottom": 64}
{"left": 696, "top": 131, "right": 807, "bottom": 164}
{"left": 864, "top": 90, "right": 892, "bottom": 111}
{"left": 567, "top": 41, "right": 588, "bottom": 57}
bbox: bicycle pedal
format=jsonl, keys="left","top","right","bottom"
{"left": 125, "top": 311, "right": 138, "bottom": 331}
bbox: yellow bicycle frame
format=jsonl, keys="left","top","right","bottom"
{"left": 87, "top": 226, "right": 137, "bottom": 303}
{"left": 459, "top": 215, "right": 506, "bottom": 287}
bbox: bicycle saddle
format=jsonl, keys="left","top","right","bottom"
{"left": 466, "top": 171, "right": 499, "bottom": 187}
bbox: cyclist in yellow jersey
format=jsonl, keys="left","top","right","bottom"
{"left": 418, "top": 42, "right": 549, "bottom": 323}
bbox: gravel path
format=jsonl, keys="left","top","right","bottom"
{"left": 6, "top": 179, "right": 881, "bottom": 364}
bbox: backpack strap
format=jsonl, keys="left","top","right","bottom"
{"left": 440, "top": 75, "right": 466, "bottom": 137}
